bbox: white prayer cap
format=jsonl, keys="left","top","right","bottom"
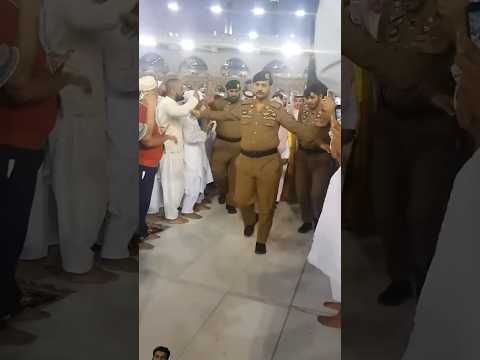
{"left": 0, "top": 44, "right": 19, "bottom": 88}
{"left": 139, "top": 75, "right": 157, "bottom": 92}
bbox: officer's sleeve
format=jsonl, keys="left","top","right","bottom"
{"left": 200, "top": 104, "right": 240, "bottom": 122}
{"left": 276, "top": 108, "right": 316, "bottom": 142}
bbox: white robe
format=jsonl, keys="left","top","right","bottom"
{"left": 308, "top": 168, "right": 342, "bottom": 301}
{"left": 182, "top": 114, "right": 213, "bottom": 199}
{"left": 100, "top": 24, "right": 139, "bottom": 259}
{"left": 148, "top": 172, "right": 163, "bottom": 214}
{"left": 156, "top": 96, "right": 199, "bottom": 220}
{"left": 276, "top": 126, "right": 289, "bottom": 202}
{"left": 314, "top": 0, "right": 341, "bottom": 95}
{"left": 402, "top": 149, "right": 480, "bottom": 360}
{"left": 21, "top": 0, "right": 135, "bottom": 273}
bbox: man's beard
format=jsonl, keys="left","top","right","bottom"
{"left": 307, "top": 101, "right": 320, "bottom": 111}
{"left": 227, "top": 95, "right": 240, "bottom": 103}
{"left": 256, "top": 92, "right": 268, "bottom": 100}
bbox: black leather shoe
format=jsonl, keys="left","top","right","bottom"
{"left": 244, "top": 224, "right": 255, "bottom": 237}
{"left": 243, "top": 214, "right": 258, "bottom": 237}
{"left": 378, "top": 281, "right": 413, "bottom": 306}
{"left": 218, "top": 194, "right": 226, "bottom": 204}
{"left": 255, "top": 243, "right": 267, "bottom": 255}
{"left": 226, "top": 205, "right": 237, "bottom": 214}
{"left": 297, "top": 223, "right": 313, "bottom": 233}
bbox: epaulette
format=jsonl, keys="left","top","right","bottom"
{"left": 269, "top": 100, "right": 282, "bottom": 110}
{"left": 241, "top": 99, "right": 254, "bottom": 107}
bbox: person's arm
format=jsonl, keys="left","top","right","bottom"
{"left": 455, "top": 33, "right": 480, "bottom": 122}
{"left": 165, "top": 96, "right": 199, "bottom": 118}
{"left": 5, "top": 71, "right": 90, "bottom": 104}
{"left": 198, "top": 102, "right": 240, "bottom": 122}
{"left": 142, "top": 94, "right": 157, "bottom": 140}
{"left": 275, "top": 107, "right": 317, "bottom": 143}
{"left": 59, "top": 0, "right": 137, "bottom": 32}
{"left": 7, "top": 0, "right": 42, "bottom": 87}
{"left": 329, "top": 119, "right": 341, "bottom": 163}
{"left": 140, "top": 133, "right": 175, "bottom": 148}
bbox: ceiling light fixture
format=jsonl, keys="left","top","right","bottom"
{"left": 167, "top": 2, "right": 180, "bottom": 12}
{"left": 248, "top": 31, "right": 259, "bottom": 40}
{"left": 252, "top": 7, "right": 265, "bottom": 16}
{"left": 180, "top": 39, "right": 195, "bottom": 51}
{"left": 210, "top": 4, "right": 223, "bottom": 14}
{"left": 281, "top": 41, "right": 302, "bottom": 57}
{"left": 239, "top": 42, "right": 255, "bottom": 53}
{"left": 295, "top": 9, "right": 306, "bottom": 17}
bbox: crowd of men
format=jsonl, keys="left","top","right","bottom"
{"left": 344, "top": 0, "right": 480, "bottom": 358}
{"left": 1, "top": 0, "right": 140, "bottom": 344}
{"left": 137, "top": 70, "right": 339, "bottom": 256}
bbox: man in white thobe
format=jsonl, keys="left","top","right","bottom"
{"left": 100, "top": 7, "right": 139, "bottom": 265}
{"left": 21, "top": 0, "right": 136, "bottom": 280}
{"left": 156, "top": 77, "right": 199, "bottom": 224}
{"left": 180, "top": 92, "right": 213, "bottom": 218}
{"left": 402, "top": 28, "right": 480, "bottom": 360}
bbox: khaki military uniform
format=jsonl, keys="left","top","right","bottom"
{"left": 203, "top": 98, "right": 242, "bottom": 206}
{"left": 295, "top": 106, "right": 338, "bottom": 225}
{"left": 344, "top": 0, "right": 463, "bottom": 295}
{"left": 202, "top": 99, "right": 315, "bottom": 244}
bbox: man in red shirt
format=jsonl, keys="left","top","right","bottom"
{"left": 0, "top": 0, "right": 89, "bottom": 321}
{"left": 137, "top": 76, "right": 176, "bottom": 243}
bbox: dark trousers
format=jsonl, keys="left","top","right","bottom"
{"left": 371, "top": 107, "right": 461, "bottom": 296}
{"left": 295, "top": 149, "right": 337, "bottom": 225}
{"left": 0, "top": 145, "right": 44, "bottom": 316}
{"left": 137, "top": 165, "right": 158, "bottom": 238}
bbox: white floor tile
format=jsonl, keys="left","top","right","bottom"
{"left": 139, "top": 279, "right": 224, "bottom": 360}
{"left": 293, "top": 263, "right": 333, "bottom": 313}
{"left": 273, "top": 308, "right": 340, "bottom": 360}
{"left": 179, "top": 295, "right": 288, "bottom": 360}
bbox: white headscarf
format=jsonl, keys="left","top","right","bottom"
{"left": 139, "top": 75, "right": 157, "bottom": 100}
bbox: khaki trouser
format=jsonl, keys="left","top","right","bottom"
{"left": 295, "top": 149, "right": 337, "bottom": 225}
{"left": 211, "top": 139, "right": 241, "bottom": 206}
{"left": 234, "top": 153, "right": 282, "bottom": 244}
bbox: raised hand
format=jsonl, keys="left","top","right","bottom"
{"left": 166, "top": 135, "right": 178, "bottom": 144}
{"left": 49, "top": 49, "right": 75, "bottom": 74}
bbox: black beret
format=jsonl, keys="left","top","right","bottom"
{"left": 252, "top": 70, "right": 273, "bottom": 85}
{"left": 225, "top": 79, "right": 241, "bottom": 90}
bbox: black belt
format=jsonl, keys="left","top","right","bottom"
{"left": 299, "top": 144, "right": 326, "bottom": 154}
{"left": 241, "top": 148, "right": 278, "bottom": 158}
{"left": 216, "top": 134, "right": 241, "bottom": 143}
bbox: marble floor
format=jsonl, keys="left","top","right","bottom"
{"left": 341, "top": 231, "right": 416, "bottom": 360}
{"left": 140, "top": 201, "right": 341, "bottom": 360}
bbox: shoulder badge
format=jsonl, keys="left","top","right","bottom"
{"left": 269, "top": 100, "right": 282, "bottom": 110}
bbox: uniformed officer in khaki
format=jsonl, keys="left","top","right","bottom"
{"left": 195, "top": 71, "right": 315, "bottom": 254}
{"left": 203, "top": 80, "right": 243, "bottom": 214}
{"left": 344, "top": 0, "right": 462, "bottom": 305}
{"left": 295, "top": 82, "right": 338, "bottom": 234}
